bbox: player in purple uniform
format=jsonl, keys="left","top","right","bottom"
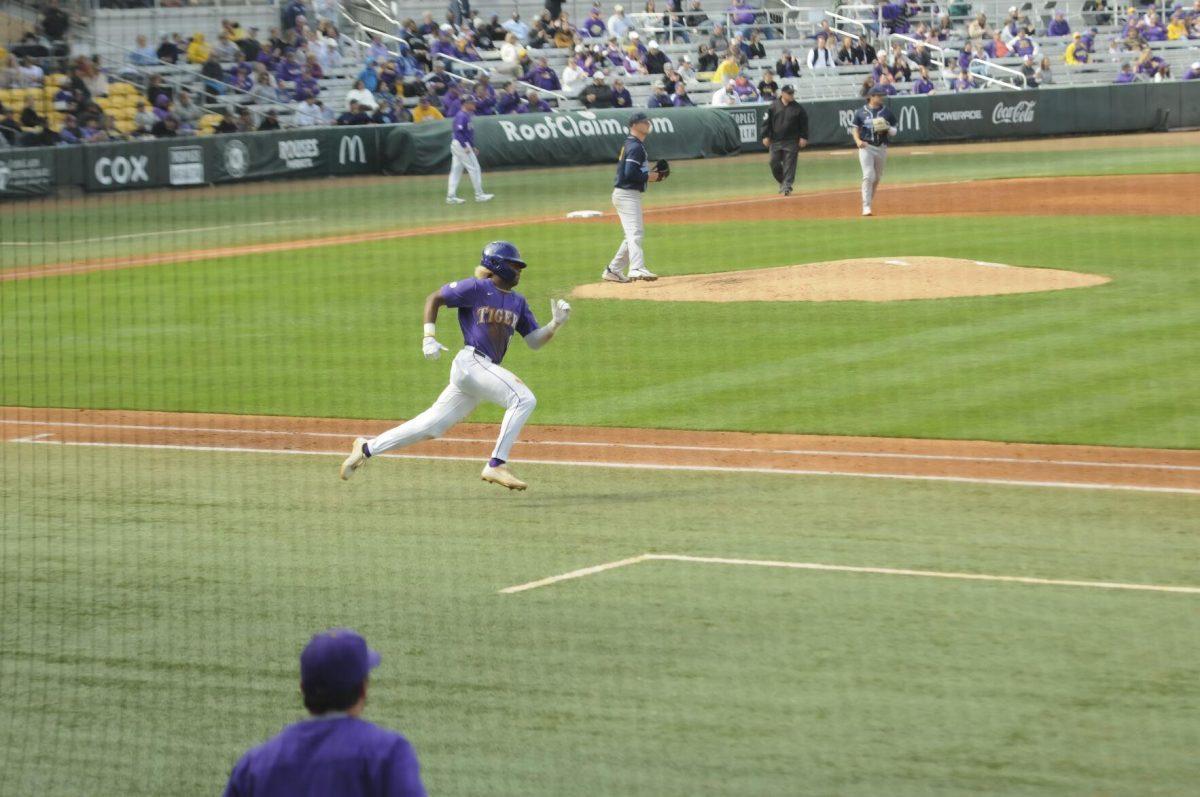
{"left": 340, "top": 242, "right": 571, "bottom": 491}
{"left": 446, "top": 96, "right": 494, "bottom": 205}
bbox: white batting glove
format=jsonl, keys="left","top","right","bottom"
{"left": 550, "top": 299, "right": 571, "bottom": 327}
{"left": 422, "top": 336, "right": 448, "bottom": 360}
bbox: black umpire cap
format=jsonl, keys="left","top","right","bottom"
{"left": 628, "top": 112, "right": 650, "bottom": 126}
{"left": 780, "top": 84, "right": 796, "bottom": 95}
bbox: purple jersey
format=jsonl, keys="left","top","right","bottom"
{"left": 223, "top": 716, "right": 425, "bottom": 797}
{"left": 452, "top": 110, "right": 474, "bottom": 147}
{"left": 440, "top": 277, "right": 538, "bottom": 364}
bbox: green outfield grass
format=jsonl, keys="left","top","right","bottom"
{"left": 2, "top": 445, "right": 1198, "bottom": 795}
{"left": 1, "top": 136, "right": 1197, "bottom": 270}
{"left": 3, "top": 212, "right": 1198, "bottom": 447}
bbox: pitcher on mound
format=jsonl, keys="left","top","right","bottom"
{"left": 602, "top": 112, "right": 669, "bottom": 283}
{"left": 340, "top": 241, "right": 570, "bottom": 491}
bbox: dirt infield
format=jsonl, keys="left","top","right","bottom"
{"left": 4, "top": 407, "right": 1198, "bottom": 494}
{"left": 5, "top": 172, "right": 1196, "bottom": 285}
{"left": 643, "top": 173, "right": 1198, "bottom": 224}
{"left": 573, "top": 257, "right": 1110, "bottom": 303}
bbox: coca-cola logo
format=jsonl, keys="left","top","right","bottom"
{"left": 992, "top": 100, "right": 1036, "bottom": 125}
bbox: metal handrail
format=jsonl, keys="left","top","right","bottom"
{"left": 825, "top": 11, "right": 868, "bottom": 37}
{"left": 970, "top": 57, "right": 1027, "bottom": 89}
{"left": 435, "top": 52, "right": 570, "bottom": 107}
{"left": 888, "top": 32, "right": 947, "bottom": 71}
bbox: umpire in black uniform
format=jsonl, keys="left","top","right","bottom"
{"left": 762, "top": 85, "right": 809, "bottom": 196}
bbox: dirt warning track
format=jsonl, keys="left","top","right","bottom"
{"left": 4, "top": 407, "right": 1198, "bottom": 494}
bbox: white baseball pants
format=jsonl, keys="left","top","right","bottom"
{"left": 448, "top": 140, "right": 485, "bottom": 199}
{"left": 859, "top": 144, "right": 887, "bottom": 209}
{"left": 367, "top": 348, "right": 536, "bottom": 462}
{"left": 607, "top": 187, "right": 646, "bottom": 274}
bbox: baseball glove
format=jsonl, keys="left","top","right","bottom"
{"left": 871, "top": 117, "right": 890, "bottom": 133}
{"left": 654, "top": 159, "right": 671, "bottom": 179}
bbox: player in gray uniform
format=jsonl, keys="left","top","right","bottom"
{"left": 339, "top": 241, "right": 570, "bottom": 491}
{"left": 850, "top": 86, "right": 898, "bottom": 217}
{"left": 602, "top": 112, "right": 667, "bottom": 283}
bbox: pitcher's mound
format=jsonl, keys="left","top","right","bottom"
{"left": 573, "top": 257, "right": 1109, "bottom": 303}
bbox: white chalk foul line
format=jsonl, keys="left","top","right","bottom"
{"left": 1, "top": 419, "right": 1196, "bottom": 472}
{"left": 6, "top": 437, "right": 1200, "bottom": 495}
{"left": 499, "top": 553, "right": 1200, "bottom": 596}
{"left": 0, "top": 219, "right": 319, "bottom": 246}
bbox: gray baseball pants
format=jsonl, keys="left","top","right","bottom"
{"left": 769, "top": 141, "right": 799, "bottom": 193}
{"left": 859, "top": 143, "right": 887, "bottom": 209}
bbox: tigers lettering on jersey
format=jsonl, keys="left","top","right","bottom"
{"left": 476, "top": 306, "right": 519, "bottom": 328}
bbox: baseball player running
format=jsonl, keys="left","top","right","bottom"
{"left": 339, "top": 241, "right": 570, "bottom": 491}
{"left": 851, "top": 86, "right": 898, "bottom": 217}
{"left": 602, "top": 112, "right": 668, "bottom": 283}
{"left": 447, "top": 95, "right": 494, "bottom": 205}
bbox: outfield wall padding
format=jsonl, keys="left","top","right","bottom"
{"left": 2, "top": 81, "right": 1196, "bottom": 200}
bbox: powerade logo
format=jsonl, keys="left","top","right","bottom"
{"left": 279, "top": 138, "right": 320, "bottom": 169}
{"left": 496, "top": 113, "right": 675, "bottom": 143}
{"left": 992, "top": 100, "right": 1036, "bottom": 124}
{"left": 94, "top": 155, "right": 150, "bottom": 185}
{"left": 932, "top": 109, "right": 983, "bottom": 122}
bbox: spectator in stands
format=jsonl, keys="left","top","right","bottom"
{"left": 238, "top": 28, "right": 263, "bottom": 62}
{"left": 888, "top": 42, "right": 912, "bottom": 80}
{"left": 806, "top": 34, "right": 836, "bottom": 73}
{"left": 1064, "top": 33, "right": 1090, "bottom": 64}
{"left": 16, "top": 58, "right": 44, "bottom": 89}
{"left": 156, "top": 35, "right": 180, "bottom": 65}
{"left": 835, "top": 36, "right": 859, "bottom": 65}
{"left": 1010, "top": 30, "right": 1038, "bottom": 59}
{"left": 294, "top": 92, "right": 322, "bottom": 126}
{"left": 1036, "top": 56, "right": 1054, "bottom": 84}
{"left": 151, "top": 114, "right": 179, "bottom": 139}
{"left": 412, "top": 94, "right": 443, "bottom": 122}
{"left": 424, "top": 62, "right": 451, "bottom": 96}
{"left": 560, "top": 56, "right": 588, "bottom": 95}
{"left": 1184, "top": 61, "right": 1200, "bottom": 80}
{"left": 248, "top": 71, "right": 279, "bottom": 104}
{"left": 494, "top": 81, "right": 520, "bottom": 114}
{"left": 984, "top": 32, "right": 1010, "bottom": 58}
{"left": 0, "top": 110, "right": 19, "bottom": 146}
{"left": 1114, "top": 62, "right": 1137, "bottom": 83}
{"left": 234, "top": 107, "right": 255, "bottom": 132}
{"left": 502, "top": 10, "right": 530, "bottom": 43}
{"left": 776, "top": 49, "right": 801, "bottom": 78}
{"left": 758, "top": 68, "right": 778, "bottom": 99}
{"left": 967, "top": 13, "right": 990, "bottom": 46}
{"left": 1141, "top": 11, "right": 1167, "bottom": 41}
{"left": 525, "top": 57, "right": 562, "bottom": 90}
{"left": 173, "top": 89, "right": 202, "bottom": 133}
{"left": 672, "top": 82, "right": 695, "bottom": 105}
{"left": 877, "top": 72, "right": 899, "bottom": 95}
{"left": 692, "top": 44, "right": 714, "bottom": 71}
{"left": 523, "top": 90, "right": 553, "bottom": 112}
{"left": 647, "top": 80, "right": 671, "bottom": 106}
{"left": 345, "top": 79, "right": 376, "bottom": 111}
{"left": 732, "top": 74, "right": 758, "bottom": 101}
{"left": 209, "top": 109, "right": 235, "bottom": 134}
{"left": 645, "top": 40, "right": 670, "bottom": 73}
{"left": 187, "top": 33, "right": 211, "bottom": 65}
{"left": 151, "top": 94, "right": 173, "bottom": 123}
{"left": 672, "top": 54, "right": 694, "bottom": 81}
{"left": 497, "top": 33, "right": 524, "bottom": 77}
{"left": 18, "top": 94, "right": 42, "bottom": 129}
{"left": 1135, "top": 45, "right": 1170, "bottom": 79}
{"left": 609, "top": 5, "right": 636, "bottom": 40}
{"left": 582, "top": 72, "right": 613, "bottom": 107}
{"left": 611, "top": 77, "right": 634, "bottom": 107}
{"left": 912, "top": 65, "right": 934, "bottom": 93}
{"left": 952, "top": 69, "right": 972, "bottom": 91}
{"left": 1047, "top": 11, "right": 1071, "bottom": 37}
{"left": 57, "top": 114, "right": 83, "bottom": 145}
{"left": 52, "top": 80, "right": 75, "bottom": 113}
{"left": 201, "top": 55, "right": 226, "bottom": 101}
{"left": 471, "top": 82, "right": 495, "bottom": 115}
{"left": 294, "top": 65, "right": 321, "bottom": 100}
{"left": 130, "top": 35, "right": 158, "bottom": 67}
{"left": 99, "top": 117, "right": 125, "bottom": 142}
{"left": 213, "top": 33, "right": 239, "bottom": 63}
{"left": 582, "top": 7, "right": 607, "bottom": 38}
{"left": 1166, "top": 11, "right": 1188, "bottom": 41}
{"left": 1019, "top": 54, "right": 1038, "bottom": 87}
{"left": 336, "top": 100, "right": 371, "bottom": 125}
{"left": 708, "top": 22, "right": 730, "bottom": 54}
{"left": 41, "top": 0, "right": 70, "bottom": 42}
{"left": 712, "top": 50, "right": 740, "bottom": 82}
{"left": 710, "top": 78, "right": 738, "bottom": 104}
{"left": 551, "top": 12, "right": 577, "bottom": 48}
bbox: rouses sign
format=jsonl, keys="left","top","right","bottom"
{"left": 169, "top": 145, "right": 205, "bottom": 186}
{"left": 0, "top": 152, "right": 54, "bottom": 198}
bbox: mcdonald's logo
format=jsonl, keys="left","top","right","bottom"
{"left": 339, "top": 135, "right": 367, "bottom": 165}
{"left": 898, "top": 105, "right": 920, "bottom": 132}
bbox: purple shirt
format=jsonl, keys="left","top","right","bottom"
{"left": 1012, "top": 39, "right": 1035, "bottom": 57}
{"left": 519, "top": 99, "right": 552, "bottom": 113}
{"left": 913, "top": 77, "right": 934, "bottom": 94}
{"left": 1114, "top": 71, "right": 1136, "bottom": 83}
{"left": 223, "top": 716, "right": 425, "bottom": 797}
{"left": 495, "top": 91, "right": 523, "bottom": 114}
{"left": 452, "top": 109, "right": 474, "bottom": 146}
{"left": 1185, "top": 68, "right": 1200, "bottom": 81}
{"left": 525, "top": 65, "right": 561, "bottom": 91}
{"left": 1047, "top": 19, "right": 1070, "bottom": 36}
{"left": 440, "top": 278, "right": 538, "bottom": 364}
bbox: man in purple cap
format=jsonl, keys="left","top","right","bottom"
{"left": 223, "top": 628, "right": 426, "bottom": 796}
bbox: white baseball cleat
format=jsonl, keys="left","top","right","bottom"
{"left": 340, "top": 437, "right": 370, "bottom": 481}
{"left": 628, "top": 267, "right": 659, "bottom": 281}
{"left": 862, "top": 207, "right": 873, "bottom": 216}
{"left": 481, "top": 464, "right": 527, "bottom": 491}
{"left": 475, "top": 193, "right": 495, "bottom": 202}
{"left": 446, "top": 196, "right": 466, "bottom": 205}
{"left": 602, "top": 267, "right": 631, "bottom": 283}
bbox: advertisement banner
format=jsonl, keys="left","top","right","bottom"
{"left": 328, "top": 129, "right": 379, "bottom": 175}
{"left": 168, "top": 144, "right": 206, "bottom": 186}
{"left": 720, "top": 105, "right": 769, "bottom": 152}
{"left": 0, "top": 150, "right": 54, "bottom": 199}
{"left": 211, "top": 130, "right": 327, "bottom": 183}
{"left": 928, "top": 91, "right": 1040, "bottom": 139}
{"left": 84, "top": 140, "right": 164, "bottom": 192}
{"left": 384, "top": 107, "right": 742, "bottom": 175}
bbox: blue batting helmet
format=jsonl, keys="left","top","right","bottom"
{"left": 480, "top": 241, "right": 526, "bottom": 283}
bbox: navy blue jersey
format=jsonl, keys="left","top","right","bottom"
{"left": 851, "top": 105, "right": 898, "bottom": 146}
{"left": 613, "top": 135, "right": 650, "bottom": 191}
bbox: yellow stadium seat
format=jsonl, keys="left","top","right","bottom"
{"left": 110, "top": 83, "right": 138, "bottom": 97}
